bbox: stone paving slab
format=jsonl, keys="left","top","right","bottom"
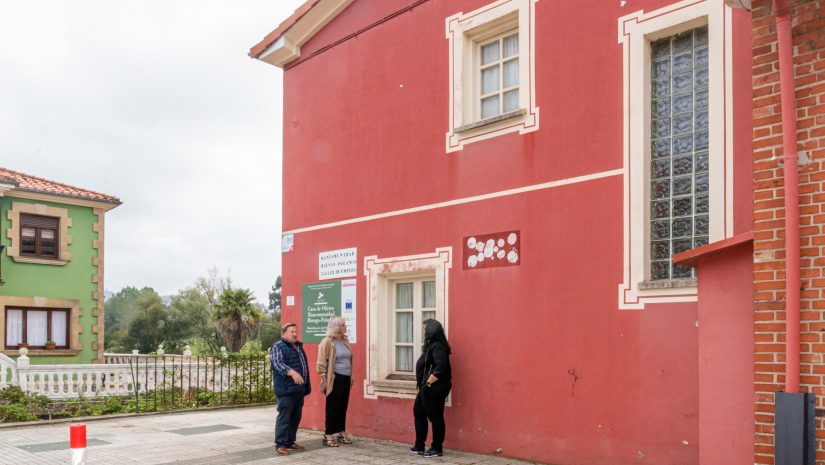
{"left": 0, "top": 406, "right": 542, "bottom": 465}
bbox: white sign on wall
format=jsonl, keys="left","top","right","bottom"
{"left": 319, "top": 247, "right": 357, "bottom": 280}
{"left": 281, "top": 233, "right": 294, "bottom": 253}
{"left": 286, "top": 296, "right": 295, "bottom": 306}
{"left": 341, "top": 279, "right": 357, "bottom": 343}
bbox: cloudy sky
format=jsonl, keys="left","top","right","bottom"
{"left": 0, "top": 0, "right": 304, "bottom": 303}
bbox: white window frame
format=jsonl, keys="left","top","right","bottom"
{"left": 390, "top": 279, "right": 437, "bottom": 376}
{"left": 478, "top": 31, "right": 520, "bottom": 119}
{"left": 617, "top": 0, "right": 734, "bottom": 309}
{"left": 364, "top": 248, "right": 451, "bottom": 399}
{"left": 445, "top": 0, "right": 539, "bottom": 153}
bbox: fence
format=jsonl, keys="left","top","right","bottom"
{"left": 0, "top": 347, "right": 273, "bottom": 413}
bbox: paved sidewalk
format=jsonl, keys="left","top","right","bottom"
{"left": 0, "top": 406, "right": 540, "bottom": 465}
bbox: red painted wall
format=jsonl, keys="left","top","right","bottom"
{"left": 695, "top": 243, "right": 754, "bottom": 465}
{"left": 275, "top": 1, "right": 754, "bottom": 464}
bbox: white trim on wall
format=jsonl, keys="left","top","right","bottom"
{"left": 363, "top": 248, "right": 452, "bottom": 400}
{"left": 445, "top": 0, "right": 540, "bottom": 153}
{"left": 283, "top": 168, "right": 622, "bottom": 235}
{"left": 616, "top": 0, "right": 734, "bottom": 309}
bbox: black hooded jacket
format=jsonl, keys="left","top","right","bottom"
{"left": 415, "top": 340, "right": 452, "bottom": 388}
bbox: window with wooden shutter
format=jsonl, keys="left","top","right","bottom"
{"left": 20, "top": 214, "right": 59, "bottom": 258}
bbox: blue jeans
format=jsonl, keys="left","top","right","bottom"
{"left": 275, "top": 392, "right": 304, "bottom": 447}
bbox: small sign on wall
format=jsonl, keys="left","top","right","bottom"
{"left": 463, "top": 230, "right": 520, "bottom": 270}
{"left": 319, "top": 247, "right": 357, "bottom": 280}
{"left": 281, "top": 234, "right": 294, "bottom": 253}
{"left": 286, "top": 296, "right": 295, "bottom": 306}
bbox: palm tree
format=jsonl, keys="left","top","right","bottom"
{"left": 213, "top": 288, "right": 262, "bottom": 352}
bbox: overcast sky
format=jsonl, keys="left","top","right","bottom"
{"left": 0, "top": 0, "right": 304, "bottom": 304}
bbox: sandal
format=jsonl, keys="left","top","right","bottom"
{"left": 322, "top": 435, "right": 339, "bottom": 447}
{"left": 337, "top": 434, "right": 353, "bottom": 444}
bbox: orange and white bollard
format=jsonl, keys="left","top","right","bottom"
{"left": 70, "top": 423, "right": 86, "bottom": 465}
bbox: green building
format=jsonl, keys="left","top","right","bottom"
{"left": 0, "top": 167, "right": 120, "bottom": 364}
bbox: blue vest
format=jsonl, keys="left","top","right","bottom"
{"left": 271, "top": 339, "right": 311, "bottom": 397}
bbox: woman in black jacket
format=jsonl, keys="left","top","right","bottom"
{"left": 411, "top": 319, "right": 452, "bottom": 457}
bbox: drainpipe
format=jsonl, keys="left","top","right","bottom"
{"left": 773, "top": 0, "right": 800, "bottom": 394}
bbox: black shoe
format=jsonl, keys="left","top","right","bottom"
{"left": 422, "top": 448, "right": 443, "bottom": 457}
{"left": 410, "top": 446, "right": 425, "bottom": 455}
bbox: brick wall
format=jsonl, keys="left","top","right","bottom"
{"left": 751, "top": 0, "right": 825, "bottom": 463}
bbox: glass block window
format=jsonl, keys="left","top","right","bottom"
{"left": 480, "top": 32, "right": 519, "bottom": 119}
{"left": 649, "top": 26, "right": 709, "bottom": 280}
{"left": 392, "top": 279, "right": 437, "bottom": 373}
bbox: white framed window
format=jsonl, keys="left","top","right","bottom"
{"left": 617, "top": 0, "right": 734, "bottom": 309}
{"left": 364, "top": 248, "right": 451, "bottom": 399}
{"left": 445, "top": 0, "right": 539, "bottom": 153}
{"left": 391, "top": 279, "right": 437, "bottom": 375}
{"left": 648, "top": 26, "right": 710, "bottom": 281}
{"left": 479, "top": 32, "right": 520, "bottom": 119}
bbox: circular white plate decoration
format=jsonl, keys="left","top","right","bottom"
{"left": 497, "top": 249, "right": 506, "bottom": 259}
{"left": 486, "top": 238, "right": 495, "bottom": 249}
{"left": 494, "top": 246, "right": 499, "bottom": 253}
{"left": 507, "top": 250, "right": 519, "bottom": 263}
{"left": 467, "top": 255, "right": 478, "bottom": 268}
{"left": 484, "top": 246, "right": 494, "bottom": 258}
{"left": 467, "top": 237, "right": 477, "bottom": 249}
{"left": 507, "top": 233, "right": 518, "bottom": 245}
{"left": 497, "top": 238, "right": 505, "bottom": 247}
{"left": 475, "top": 242, "right": 484, "bottom": 252}
{"left": 477, "top": 252, "right": 485, "bottom": 262}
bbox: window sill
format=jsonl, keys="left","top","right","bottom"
{"left": 454, "top": 108, "right": 527, "bottom": 134}
{"left": 12, "top": 256, "right": 68, "bottom": 266}
{"left": 2, "top": 349, "right": 79, "bottom": 356}
{"left": 637, "top": 277, "right": 697, "bottom": 290}
{"left": 371, "top": 378, "right": 417, "bottom": 391}
{"left": 385, "top": 373, "right": 416, "bottom": 382}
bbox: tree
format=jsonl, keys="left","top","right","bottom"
{"left": 168, "top": 288, "right": 222, "bottom": 354}
{"left": 124, "top": 291, "right": 169, "bottom": 354}
{"left": 213, "top": 288, "right": 263, "bottom": 352}
{"left": 258, "top": 308, "right": 282, "bottom": 350}
{"left": 195, "top": 267, "right": 231, "bottom": 314}
{"left": 268, "top": 275, "right": 282, "bottom": 312}
{"left": 105, "top": 287, "right": 159, "bottom": 352}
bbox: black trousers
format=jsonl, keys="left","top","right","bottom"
{"left": 413, "top": 381, "right": 451, "bottom": 452}
{"left": 325, "top": 373, "right": 351, "bottom": 434}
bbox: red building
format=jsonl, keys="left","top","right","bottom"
{"left": 250, "top": 0, "right": 822, "bottom": 463}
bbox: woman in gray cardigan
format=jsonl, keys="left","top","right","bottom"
{"left": 316, "top": 316, "right": 354, "bottom": 447}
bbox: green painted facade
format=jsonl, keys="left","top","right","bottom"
{"left": 0, "top": 195, "right": 103, "bottom": 364}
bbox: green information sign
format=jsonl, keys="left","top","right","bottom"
{"left": 301, "top": 281, "right": 341, "bottom": 343}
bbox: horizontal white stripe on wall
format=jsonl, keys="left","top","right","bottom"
{"left": 284, "top": 168, "right": 624, "bottom": 235}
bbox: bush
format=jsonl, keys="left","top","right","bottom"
{"left": 0, "top": 403, "right": 38, "bottom": 422}
{"left": 0, "top": 386, "right": 49, "bottom": 423}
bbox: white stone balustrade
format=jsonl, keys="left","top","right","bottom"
{"left": 0, "top": 347, "right": 268, "bottom": 400}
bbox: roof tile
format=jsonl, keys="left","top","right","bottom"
{"left": 0, "top": 166, "right": 120, "bottom": 204}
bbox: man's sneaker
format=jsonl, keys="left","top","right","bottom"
{"left": 422, "top": 448, "right": 443, "bottom": 457}
{"left": 410, "top": 446, "right": 425, "bottom": 455}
